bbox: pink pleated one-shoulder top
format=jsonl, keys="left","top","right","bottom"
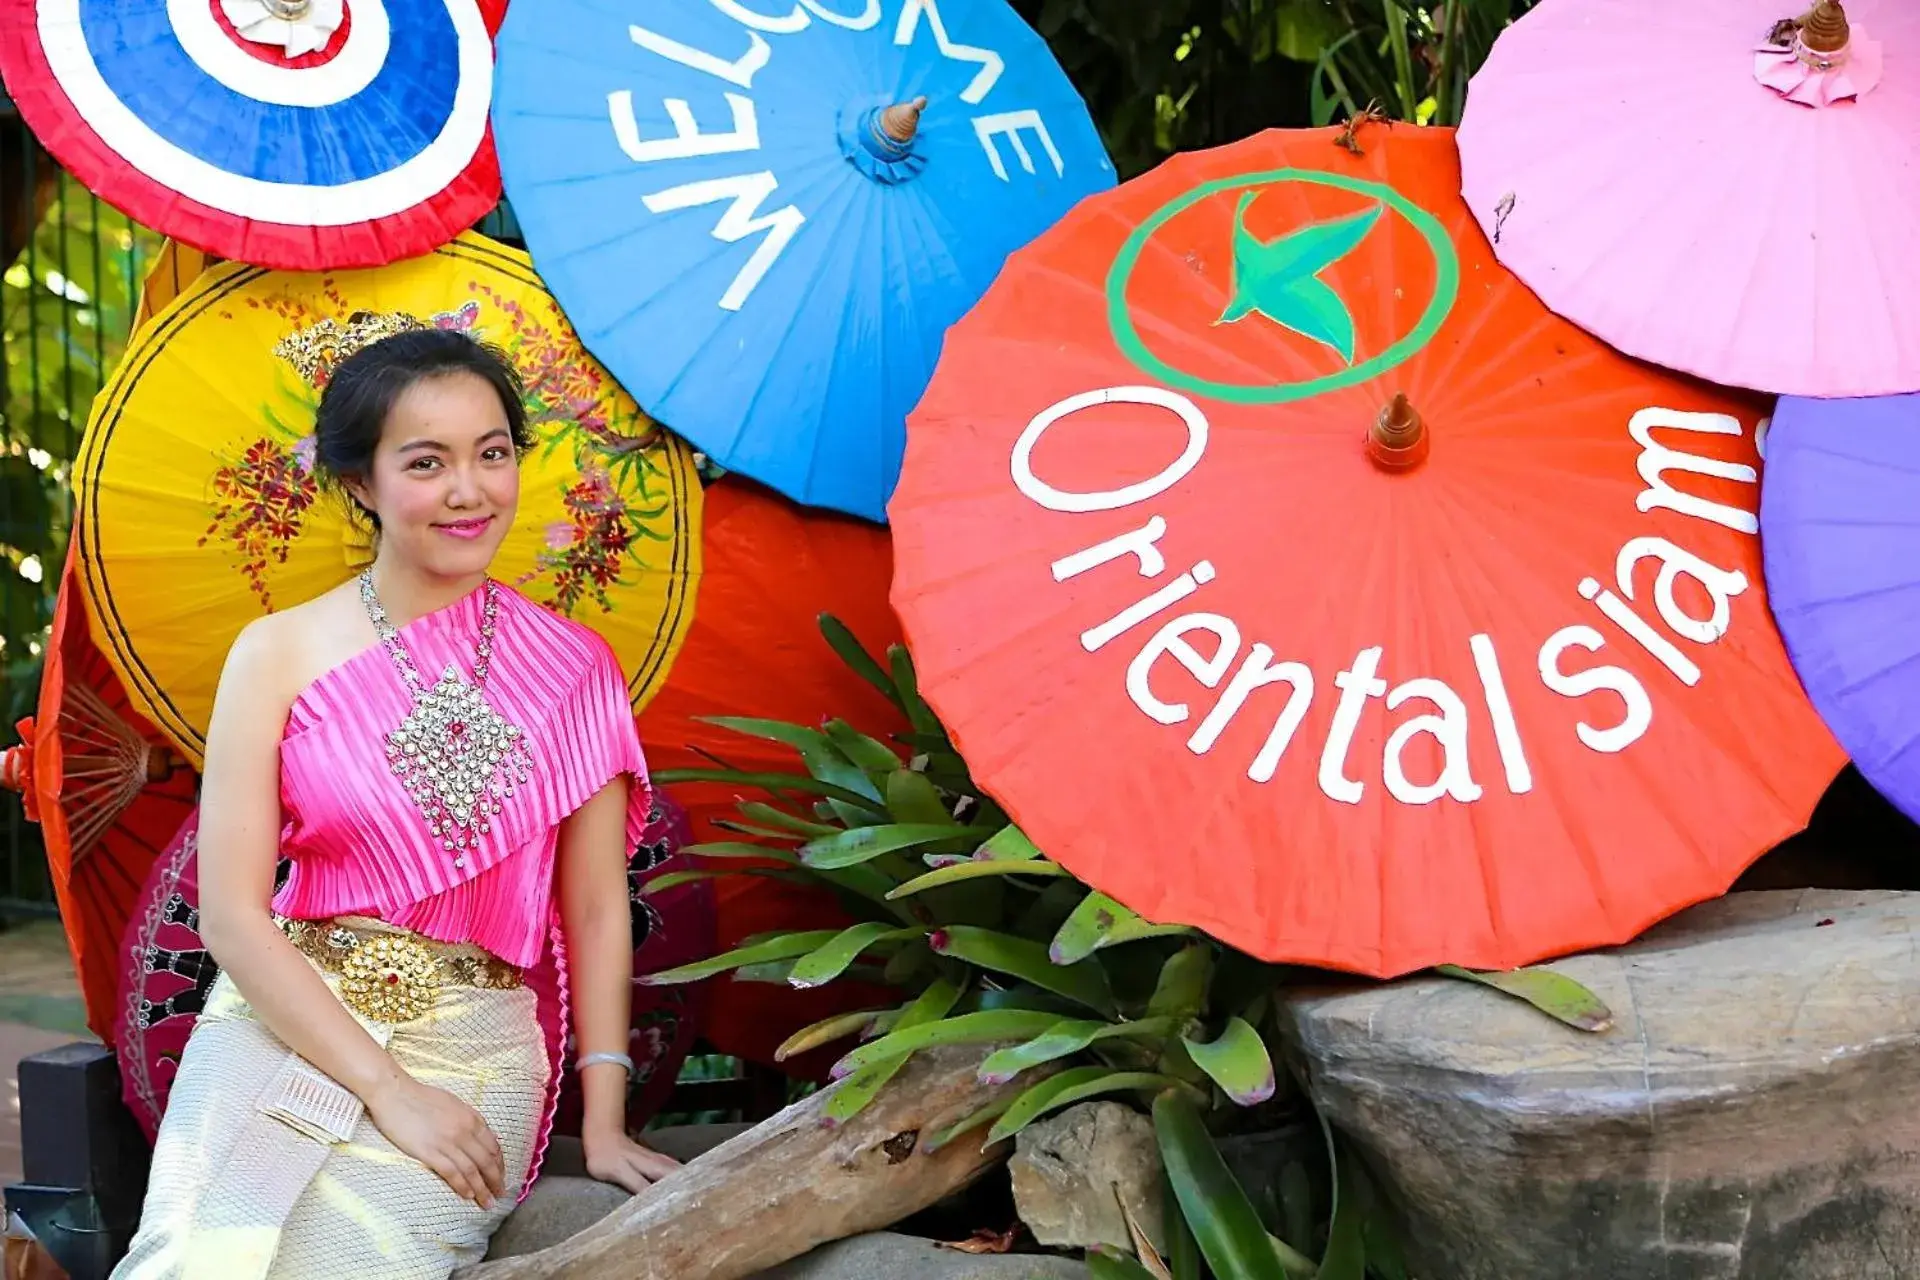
{"left": 272, "top": 581, "right": 651, "bottom": 1186}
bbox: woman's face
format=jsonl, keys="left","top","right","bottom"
{"left": 346, "top": 370, "right": 520, "bottom": 581}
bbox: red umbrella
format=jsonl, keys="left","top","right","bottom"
{"left": 638, "top": 478, "right": 903, "bottom": 1070}
{"left": 2, "top": 547, "right": 196, "bottom": 1041}
{"left": 890, "top": 127, "right": 1842, "bottom": 976}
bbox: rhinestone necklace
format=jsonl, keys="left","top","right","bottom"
{"left": 359, "top": 570, "right": 534, "bottom": 868}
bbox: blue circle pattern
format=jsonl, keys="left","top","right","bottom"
{"left": 78, "top": 0, "right": 461, "bottom": 185}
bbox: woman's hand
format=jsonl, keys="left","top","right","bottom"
{"left": 582, "top": 1128, "right": 682, "bottom": 1195}
{"left": 364, "top": 1074, "right": 507, "bottom": 1208}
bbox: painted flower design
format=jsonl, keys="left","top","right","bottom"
{"left": 474, "top": 284, "right": 660, "bottom": 458}
{"left": 200, "top": 438, "right": 318, "bottom": 609}
{"left": 518, "top": 467, "right": 635, "bottom": 616}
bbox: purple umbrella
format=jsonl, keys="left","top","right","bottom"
{"left": 1762, "top": 393, "right": 1920, "bottom": 823}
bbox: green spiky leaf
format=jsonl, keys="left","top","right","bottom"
{"left": 821, "top": 979, "right": 964, "bottom": 1126}
{"left": 1148, "top": 944, "right": 1215, "bottom": 1019}
{"left": 885, "top": 767, "right": 952, "bottom": 826}
{"left": 1154, "top": 1090, "right": 1312, "bottom": 1279}
{"left": 651, "top": 768, "right": 882, "bottom": 812}
{"left": 736, "top": 802, "right": 839, "bottom": 837}
{"left": 924, "top": 1097, "right": 1015, "bottom": 1153}
{"left": 823, "top": 719, "right": 902, "bottom": 776}
{"left": 802, "top": 823, "right": 969, "bottom": 870}
{"left": 819, "top": 614, "right": 900, "bottom": 709}
{"left": 698, "top": 716, "right": 834, "bottom": 756}
{"left": 638, "top": 930, "right": 842, "bottom": 985}
{"left": 930, "top": 925, "right": 1117, "bottom": 1017}
{"left": 711, "top": 818, "right": 810, "bottom": 843}
{"left": 1434, "top": 964, "right": 1615, "bottom": 1032}
{"left": 977, "top": 1016, "right": 1183, "bottom": 1085}
{"left": 976, "top": 825, "right": 1043, "bottom": 861}
{"left": 1086, "top": 1249, "right": 1161, "bottom": 1280}
{"left": 887, "top": 859, "right": 1072, "bottom": 900}
{"left": 789, "top": 924, "right": 924, "bottom": 989}
{"left": 1182, "top": 1018, "right": 1276, "bottom": 1106}
{"left": 1317, "top": 1115, "right": 1366, "bottom": 1280}
{"left": 987, "top": 1069, "right": 1186, "bottom": 1144}
{"left": 1051, "top": 891, "right": 1191, "bottom": 964}
{"left": 887, "top": 642, "right": 941, "bottom": 736}
{"left": 774, "top": 1008, "right": 888, "bottom": 1062}
{"left": 832, "top": 1009, "right": 1063, "bottom": 1079}
{"left": 682, "top": 841, "right": 802, "bottom": 864}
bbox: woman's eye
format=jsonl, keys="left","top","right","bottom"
{"left": 482, "top": 447, "right": 511, "bottom": 462}
{"left": 408, "top": 457, "right": 441, "bottom": 472}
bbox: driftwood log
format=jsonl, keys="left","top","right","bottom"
{"left": 455, "top": 1045, "right": 1050, "bottom": 1280}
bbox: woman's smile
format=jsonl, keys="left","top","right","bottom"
{"left": 434, "top": 515, "right": 496, "bottom": 541}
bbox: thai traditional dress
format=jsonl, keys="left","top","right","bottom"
{"left": 113, "top": 580, "right": 650, "bottom": 1280}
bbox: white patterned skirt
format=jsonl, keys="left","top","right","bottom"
{"left": 112, "top": 939, "right": 549, "bottom": 1280}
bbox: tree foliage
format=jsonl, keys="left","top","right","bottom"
{"left": 1011, "top": 0, "right": 1539, "bottom": 177}
{"left": 0, "top": 177, "right": 159, "bottom": 721}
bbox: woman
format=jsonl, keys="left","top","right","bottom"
{"left": 113, "top": 326, "right": 680, "bottom": 1279}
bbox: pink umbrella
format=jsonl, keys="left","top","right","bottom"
{"left": 1458, "top": 0, "right": 1920, "bottom": 398}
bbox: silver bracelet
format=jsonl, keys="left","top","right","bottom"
{"left": 576, "top": 1052, "right": 634, "bottom": 1075}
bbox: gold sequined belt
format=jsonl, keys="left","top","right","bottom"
{"left": 278, "top": 915, "right": 523, "bottom": 1024}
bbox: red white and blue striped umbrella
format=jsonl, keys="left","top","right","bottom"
{"left": 0, "top": 0, "right": 505, "bottom": 269}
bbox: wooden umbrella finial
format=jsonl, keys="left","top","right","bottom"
{"left": 1368, "top": 394, "right": 1430, "bottom": 471}
{"left": 879, "top": 97, "right": 929, "bottom": 144}
{"left": 1799, "top": 0, "right": 1850, "bottom": 53}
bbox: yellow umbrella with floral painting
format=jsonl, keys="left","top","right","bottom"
{"left": 74, "top": 230, "right": 702, "bottom": 768}
{"left": 133, "top": 239, "right": 224, "bottom": 332}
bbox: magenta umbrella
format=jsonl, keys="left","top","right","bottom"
{"left": 1762, "top": 393, "right": 1920, "bottom": 821}
{"left": 1459, "top": 0, "right": 1920, "bottom": 397}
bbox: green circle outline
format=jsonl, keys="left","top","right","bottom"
{"left": 1105, "top": 168, "right": 1460, "bottom": 405}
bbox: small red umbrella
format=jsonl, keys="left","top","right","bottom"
{"left": 3, "top": 547, "right": 195, "bottom": 1042}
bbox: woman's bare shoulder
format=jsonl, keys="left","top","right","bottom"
{"left": 223, "top": 581, "right": 368, "bottom": 705}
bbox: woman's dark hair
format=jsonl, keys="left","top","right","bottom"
{"left": 312, "top": 325, "right": 533, "bottom": 527}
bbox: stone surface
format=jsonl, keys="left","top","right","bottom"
{"left": 487, "top": 1177, "right": 629, "bottom": 1262}
{"left": 1008, "top": 1101, "right": 1164, "bottom": 1252}
{"left": 486, "top": 1125, "right": 753, "bottom": 1260}
{"left": 1281, "top": 890, "right": 1920, "bottom": 1280}
{"left": 749, "top": 1232, "right": 1088, "bottom": 1279}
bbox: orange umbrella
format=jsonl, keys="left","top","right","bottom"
{"left": 890, "top": 126, "right": 1842, "bottom": 977}
{"left": 637, "top": 478, "right": 903, "bottom": 1069}
{"left": 2, "top": 548, "right": 195, "bottom": 1041}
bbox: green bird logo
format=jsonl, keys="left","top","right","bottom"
{"left": 1216, "top": 191, "right": 1384, "bottom": 365}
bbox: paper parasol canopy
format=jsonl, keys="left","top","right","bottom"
{"left": 74, "top": 230, "right": 702, "bottom": 767}
{"left": 1458, "top": 0, "right": 1920, "bottom": 397}
{"left": 1, "top": 548, "right": 196, "bottom": 1042}
{"left": 0, "top": 0, "right": 507, "bottom": 270}
{"left": 637, "top": 477, "right": 904, "bottom": 1072}
{"left": 891, "top": 126, "right": 1843, "bottom": 977}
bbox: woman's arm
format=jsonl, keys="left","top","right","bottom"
{"left": 196, "top": 620, "right": 506, "bottom": 1206}
{"left": 557, "top": 775, "right": 681, "bottom": 1192}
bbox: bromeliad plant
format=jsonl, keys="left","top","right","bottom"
{"left": 642, "top": 616, "right": 1610, "bottom": 1279}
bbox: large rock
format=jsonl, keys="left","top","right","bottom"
{"left": 1281, "top": 890, "right": 1920, "bottom": 1280}
{"left": 1008, "top": 1101, "right": 1165, "bottom": 1251}
{"left": 487, "top": 1126, "right": 753, "bottom": 1260}
{"left": 749, "top": 1232, "right": 1088, "bottom": 1279}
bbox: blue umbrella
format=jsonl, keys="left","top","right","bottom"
{"left": 492, "top": 0, "right": 1115, "bottom": 521}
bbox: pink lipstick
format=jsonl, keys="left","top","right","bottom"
{"left": 435, "top": 516, "right": 495, "bottom": 541}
